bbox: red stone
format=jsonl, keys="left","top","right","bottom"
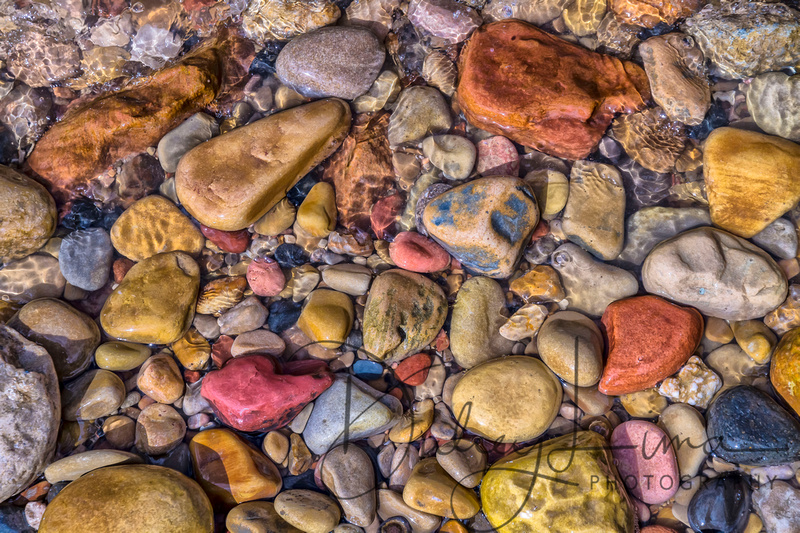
{"left": 599, "top": 295, "right": 703, "bottom": 396}
{"left": 395, "top": 353, "right": 432, "bottom": 386}
{"left": 456, "top": 20, "right": 650, "bottom": 160}
{"left": 530, "top": 219, "right": 550, "bottom": 241}
{"left": 476, "top": 136, "right": 520, "bottom": 176}
{"left": 200, "top": 225, "right": 250, "bottom": 253}
{"left": 246, "top": 258, "right": 285, "bottom": 297}
{"left": 641, "top": 527, "right": 679, "bottom": 533}
{"left": 371, "top": 193, "right": 405, "bottom": 240}
{"left": 19, "top": 481, "right": 50, "bottom": 502}
{"left": 211, "top": 335, "right": 234, "bottom": 368}
{"left": 113, "top": 257, "right": 134, "bottom": 283}
{"left": 389, "top": 231, "right": 451, "bottom": 273}
{"left": 201, "top": 354, "right": 334, "bottom": 432}
{"left": 434, "top": 329, "right": 449, "bottom": 352}
{"left": 184, "top": 369, "right": 202, "bottom": 383}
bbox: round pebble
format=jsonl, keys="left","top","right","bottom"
{"left": 388, "top": 232, "right": 450, "bottom": 273}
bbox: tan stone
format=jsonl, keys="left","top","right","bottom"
{"left": 297, "top": 289, "right": 354, "bottom": 349}
{"left": 176, "top": 99, "right": 351, "bottom": 230}
{"left": 62, "top": 369, "right": 125, "bottom": 421}
{"left": 254, "top": 198, "right": 296, "bottom": 236}
{"left": 621, "top": 388, "right": 668, "bottom": 418}
{"left": 137, "top": 352, "right": 185, "bottom": 404}
{"left": 537, "top": 310, "right": 603, "bottom": 387}
{"left": 171, "top": 327, "right": 211, "bottom": 370}
{"left": 274, "top": 490, "right": 341, "bottom": 533}
{"left": 226, "top": 502, "right": 302, "bottom": 533}
{"left": 44, "top": 450, "right": 142, "bottom": 484}
{"left": 110, "top": 195, "right": 205, "bottom": 262}
{"left": 0, "top": 165, "right": 56, "bottom": 263}
{"left": 135, "top": 403, "right": 186, "bottom": 455}
{"left": 95, "top": 341, "right": 151, "bottom": 372}
{"left": 389, "top": 399, "right": 434, "bottom": 443}
{"left": 731, "top": 320, "right": 777, "bottom": 364}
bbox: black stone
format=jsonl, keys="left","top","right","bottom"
{"left": 687, "top": 474, "right": 750, "bottom": 533}
{"left": 688, "top": 102, "right": 728, "bottom": 141}
{"left": 281, "top": 469, "right": 319, "bottom": 491}
{"left": 268, "top": 299, "right": 302, "bottom": 333}
{"left": 0, "top": 504, "right": 34, "bottom": 532}
{"left": 706, "top": 385, "right": 800, "bottom": 466}
{"left": 285, "top": 173, "right": 318, "bottom": 207}
{"left": 274, "top": 243, "right": 307, "bottom": 268}
{"left": 46, "top": 481, "right": 68, "bottom": 503}
{"left": 62, "top": 199, "right": 103, "bottom": 231}
{"left": 144, "top": 442, "right": 192, "bottom": 477}
{"left": 637, "top": 22, "right": 678, "bottom": 40}
{"left": 0, "top": 124, "right": 15, "bottom": 165}
{"left": 249, "top": 41, "right": 286, "bottom": 77}
{"left": 98, "top": 205, "right": 124, "bottom": 231}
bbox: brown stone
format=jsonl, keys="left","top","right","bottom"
{"left": 456, "top": 20, "right": 649, "bottom": 160}
{"left": 610, "top": 0, "right": 701, "bottom": 28}
{"left": 137, "top": 352, "right": 185, "bottom": 404}
{"left": 771, "top": 327, "right": 800, "bottom": 416}
{"left": 27, "top": 40, "right": 225, "bottom": 204}
{"left": 611, "top": 107, "right": 687, "bottom": 173}
{"left": 0, "top": 165, "right": 57, "bottom": 263}
{"left": 321, "top": 112, "right": 396, "bottom": 231}
{"left": 599, "top": 295, "right": 704, "bottom": 396}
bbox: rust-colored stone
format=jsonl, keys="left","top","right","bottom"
{"left": 456, "top": 20, "right": 649, "bottom": 160}
{"left": 771, "top": 327, "right": 800, "bottom": 416}
{"left": 321, "top": 112, "right": 396, "bottom": 231}
{"left": 610, "top": 0, "right": 701, "bottom": 29}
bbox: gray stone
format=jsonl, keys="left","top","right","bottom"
{"left": 303, "top": 375, "right": 401, "bottom": 454}
{"left": 217, "top": 296, "right": 268, "bottom": 336}
{"left": 0, "top": 254, "right": 65, "bottom": 304}
{"left": 642, "top": 227, "right": 788, "bottom": 321}
{"left": 59, "top": 228, "right": 113, "bottom": 291}
{"left": 752, "top": 218, "right": 798, "bottom": 260}
{"left": 157, "top": 113, "right": 219, "bottom": 173}
{"left": 753, "top": 480, "right": 800, "bottom": 533}
{"left": 747, "top": 71, "right": 800, "bottom": 142}
{"left": 182, "top": 379, "right": 213, "bottom": 417}
{"left": 388, "top": 86, "right": 452, "bottom": 146}
{"left": 0, "top": 326, "right": 60, "bottom": 502}
{"left": 616, "top": 207, "right": 711, "bottom": 268}
{"left": 276, "top": 26, "right": 385, "bottom": 100}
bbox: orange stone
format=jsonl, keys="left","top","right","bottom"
{"left": 394, "top": 353, "right": 432, "bottom": 386}
{"left": 610, "top": 0, "right": 702, "bottom": 29}
{"left": 456, "top": 20, "right": 649, "bottom": 160}
{"left": 771, "top": 327, "right": 800, "bottom": 416}
{"left": 509, "top": 265, "right": 565, "bottom": 303}
{"left": 599, "top": 295, "right": 703, "bottom": 396}
{"left": 189, "top": 428, "right": 282, "bottom": 509}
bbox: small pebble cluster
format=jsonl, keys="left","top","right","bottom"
{"left": 1, "top": 0, "right": 800, "bottom": 532}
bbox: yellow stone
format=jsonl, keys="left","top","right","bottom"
{"left": 171, "top": 327, "right": 211, "bottom": 370}
{"left": 95, "top": 341, "right": 150, "bottom": 372}
{"left": 731, "top": 320, "right": 777, "bottom": 364}
{"left": 704, "top": 127, "right": 800, "bottom": 238}
{"left": 451, "top": 356, "right": 562, "bottom": 443}
{"left": 621, "top": 388, "right": 668, "bottom": 418}
{"left": 100, "top": 252, "right": 200, "bottom": 344}
{"left": 482, "top": 431, "right": 635, "bottom": 532}
{"left": 295, "top": 182, "right": 337, "bottom": 238}
{"left": 0, "top": 165, "right": 57, "bottom": 263}
{"left": 109, "top": 195, "right": 205, "bottom": 262}
{"left": 771, "top": 327, "right": 800, "bottom": 416}
{"left": 176, "top": 98, "right": 351, "bottom": 230}
{"left": 226, "top": 502, "right": 302, "bottom": 533}
{"left": 274, "top": 490, "right": 341, "bottom": 533}
{"left": 704, "top": 317, "right": 734, "bottom": 344}
{"left": 402, "top": 458, "right": 480, "bottom": 519}
{"left": 510, "top": 265, "right": 566, "bottom": 303}
{"left": 38, "top": 465, "right": 213, "bottom": 533}
{"left": 254, "top": 198, "right": 296, "bottom": 236}
{"left": 297, "top": 289, "right": 354, "bottom": 349}
{"left": 61, "top": 369, "right": 126, "bottom": 421}
{"left": 389, "top": 399, "right": 434, "bottom": 443}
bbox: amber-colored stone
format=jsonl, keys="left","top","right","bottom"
{"left": 402, "top": 458, "right": 480, "bottom": 519}
{"left": 0, "top": 165, "right": 56, "bottom": 263}
{"left": 765, "top": 285, "right": 800, "bottom": 337}
{"left": 196, "top": 276, "right": 248, "bottom": 317}
{"left": 137, "top": 352, "right": 185, "bottom": 404}
{"left": 610, "top": 0, "right": 701, "bottom": 28}
{"left": 456, "top": 20, "right": 649, "bottom": 160}
{"left": 189, "top": 428, "right": 282, "bottom": 509}
{"left": 321, "top": 112, "right": 396, "bottom": 231}
{"left": 510, "top": 265, "right": 565, "bottom": 303}
{"left": 611, "top": 107, "right": 687, "bottom": 173}
{"left": 771, "top": 328, "right": 800, "bottom": 416}
{"left": 171, "top": 328, "right": 211, "bottom": 370}
{"left": 599, "top": 295, "right": 703, "bottom": 396}
{"left": 27, "top": 40, "right": 225, "bottom": 204}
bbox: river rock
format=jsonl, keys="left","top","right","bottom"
{"left": 408, "top": 0, "right": 481, "bottom": 44}
{"left": 59, "top": 228, "right": 113, "bottom": 291}
{"left": 687, "top": 474, "right": 751, "bottom": 533}
{"left": 610, "top": 0, "right": 700, "bottom": 28}
{"left": 157, "top": 113, "right": 219, "bottom": 173}
{"left": 752, "top": 218, "right": 798, "bottom": 260}
{"left": 100, "top": 252, "right": 200, "bottom": 344}
{"left": 682, "top": 2, "right": 800, "bottom": 79}
{"left": 274, "top": 490, "right": 341, "bottom": 533}
{"left": 747, "top": 71, "right": 800, "bottom": 142}
{"left": 562, "top": 161, "right": 626, "bottom": 260}
{"left": 704, "top": 128, "right": 800, "bottom": 238}
{"left": 321, "top": 264, "right": 372, "bottom": 296}
{"left": 95, "top": 341, "right": 150, "bottom": 371}
{"left": 27, "top": 40, "right": 225, "bottom": 204}
{"left": 62, "top": 369, "right": 125, "bottom": 421}
{"left": 456, "top": 20, "right": 649, "bottom": 160}
{"left": 599, "top": 295, "right": 703, "bottom": 395}
{"left": 753, "top": 480, "right": 800, "bottom": 533}
{"left": 136, "top": 403, "right": 186, "bottom": 455}
{"left": 190, "top": 428, "right": 282, "bottom": 508}
{"left": 422, "top": 176, "right": 539, "bottom": 278}
{"left": 362, "top": 269, "right": 447, "bottom": 362}
{"left": 136, "top": 352, "right": 184, "bottom": 404}
{"left": 388, "top": 86, "right": 452, "bottom": 146}
{"left": 377, "top": 489, "right": 440, "bottom": 533}
{"left": 538, "top": 311, "right": 603, "bottom": 387}
{"left": 450, "top": 276, "right": 514, "bottom": 369}
{"left": 509, "top": 265, "right": 565, "bottom": 303}
{"left": 658, "top": 403, "right": 708, "bottom": 479}
{"left": 44, "top": 450, "right": 141, "bottom": 484}
{"left": 658, "top": 356, "right": 721, "bottom": 409}
{"left": 551, "top": 243, "right": 639, "bottom": 317}
{"left": 451, "top": 356, "right": 562, "bottom": 443}
{"left": 176, "top": 98, "right": 351, "bottom": 230}
{"left": 302, "top": 374, "right": 402, "bottom": 454}
{"left": 38, "top": 465, "right": 213, "bottom": 532}
{"left": 402, "top": 458, "right": 480, "bottom": 519}
{"left": 8, "top": 298, "right": 100, "bottom": 382}
{"left": 202, "top": 355, "right": 333, "bottom": 432}
{"left": 227, "top": 501, "right": 302, "bottom": 533}
{"left": 771, "top": 327, "right": 800, "bottom": 415}
{"left": 276, "top": 26, "right": 384, "bottom": 100}
{"left": 110, "top": 195, "right": 205, "bottom": 262}
{"left": 435, "top": 439, "right": 487, "bottom": 488}
{"left": 639, "top": 33, "right": 710, "bottom": 126}
{"left": 388, "top": 232, "right": 451, "bottom": 273}
{"left": 296, "top": 182, "right": 337, "bottom": 238}
{"left": 482, "top": 431, "right": 636, "bottom": 532}
{"left": 243, "top": 0, "right": 341, "bottom": 42}
{"left": 642, "top": 227, "right": 788, "bottom": 321}
{"left": 615, "top": 207, "right": 711, "bottom": 268}
{"left": 0, "top": 165, "right": 56, "bottom": 263}
{"left": 0, "top": 254, "right": 65, "bottom": 305}
{"left": 320, "top": 444, "right": 376, "bottom": 526}
{"left": 297, "top": 289, "right": 354, "bottom": 349}
{"left": 706, "top": 385, "right": 800, "bottom": 466}
{"left": 611, "top": 420, "right": 679, "bottom": 505}
{"left": 0, "top": 326, "right": 59, "bottom": 502}
{"left": 422, "top": 135, "right": 476, "bottom": 180}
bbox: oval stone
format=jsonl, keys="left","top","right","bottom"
{"left": 0, "top": 165, "right": 56, "bottom": 263}
{"left": 610, "top": 420, "right": 679, "bottom": 505}
{"left": 771, "top": 327, "right": 800, "bottom": 415}
{"left": 61, "top": 369, "right": 125, "bottom": 421}
{"left": 38, "top": 465, "right": 213, "bottom": 533}
{"left": 450, "top": 276, "right": 514, "bottom": 368}
{"left": 537, "top": 310, "right": 603, "bottom": 387}
{"left": 687, "top": 474, "right": 751, "bottom": 533}
{"left": 451, "top": 355, "right": 562, "bottom": 443}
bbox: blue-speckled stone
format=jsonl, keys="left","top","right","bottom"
{"left": 353, "top": 359, "right": 383, "bottom": 380}
{"left": 422, "top": 176, "right": 539, "bottom": 278}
